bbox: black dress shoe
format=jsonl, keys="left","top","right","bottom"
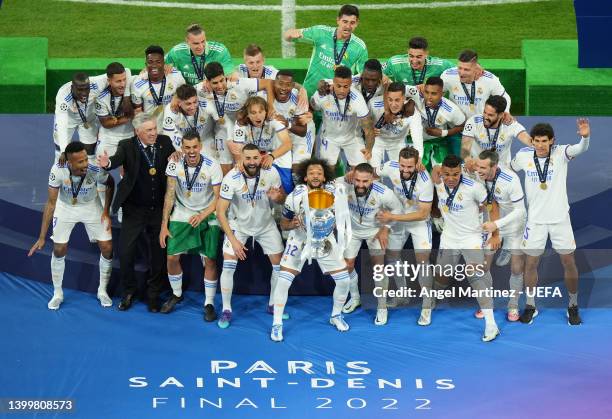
{"left": 160, "top": 294, "right": 184, "bottom": 314}
{"left": 204, "top": 304, "right": 217, "bottom": 322}
{"left": 148, "top": 298, "right": 161, "bottom": 313}
{"left": 118, "top": 294, "right": 134, "bottom": 311}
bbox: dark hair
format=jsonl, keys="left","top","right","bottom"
{"left": 186, "top": 23, "right": 203, "bottom": 36}
{"left": 182, "top": 129, "right": 201, "bottom": 142}
{"left": 458, "top": 49, "right": 478, "bottom": 63}
{"left": 72, "top": 72, "right": 89, "bottom": 84}
{"left": 478, "top": 149, "right": 499, "bottom": 165}
{"left": 338, "top": 4, "right": 359, "bottom": 18}
{"left": 530, "top": 123, "right": 555, "bottom": 139}
{"left": 65, "top": 141, "right": 86, "bottom": 157}
{"left": 399, "top": 146, "right": 420, "bottom": 162}
{"left": 442, "top": 154, "right": 462, "bottom": 168}
{"left": 425, "top": 76, "right": 444, "bottom": 89}
{"left": 485, "top": 95, "right": 507, "bottom": 114}
{"left": 204, "top": 61, "right": 225, "bottom": 80}
{"left": 106, "top": 62, "right": 125, "bottom": 78}
{"left": 145, "top": 45, "right": 164, "bottom": 57}
{"left": 244, "top": 44, "right": 263, "bottom": 57}
{"left": 276, "top": 69, "right": 294, "bottom": 79}
{"left": 176, "top": 84, "right": 197, "bottom": 101}
{"left": 408, "top": 36, "right": 428, "bottom": 50}
{"left": 334, "top": 65, "right": 352, "bottom": 80}
{"left": 387, "top": 82, "right": 405, "bottom": 94}
{"left": 242, "top": 143, "right": 260, "bottom": 153}
{"left": 294, "top": 157, "right": 336, "bottom": 185}
{"left": 354, "top": 162, "right": 374, "bottom": 174}
{"left": 363, "top": 59, "right": 382, "bottom": 75}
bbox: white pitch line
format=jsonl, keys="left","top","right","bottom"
{"left": 281, "top": 0, "right": 296, "bottom": 58}
{"left": 57, "top": 0, "right": 556, "bottom": 12}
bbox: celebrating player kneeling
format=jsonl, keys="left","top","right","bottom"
{"left": 29, "top": 142, "right": 115, "bottom": 310}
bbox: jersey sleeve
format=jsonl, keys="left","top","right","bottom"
{"left": 95, "top": 96, "right": 110, "bottom": 117}
{"left": 236, "top": 77, "right": 259, "bottom": 96}
{"left": 233, "top": 124, "right": 247, "bottom": 143}
{"left": 172, "top": 71, "right": 186, "bottom": 88}
{"left": 130, "top": 78, "right": 143, "bottom": 106}
{"left": 271, "top": 119, "right": 288, "bottom": 133}
{"left": 409, "top": 115, "right": 424, "bottom": 157}
{"left": 449, "top": 105, "right": 466, "bottom": 126}
{"left": 462, "top": 117, "right": 476, "bottom": 138}
{"left": 269, "top": 167, "right": 283, "bottom": 189}
{"left": 164, "top": 47, "right": 177, "bottom": 66}
{"left": 510, "top": 150, "right": 527, "bottom": 172}
{"left": 210, "top": 160, "right": 223, "bottom": 186}
{"left": 165, "top": 160, "right": 179, "bottom": 178}
{"left": 509, "top": 121, "right": 527, "bottom": 138}
{"left": 382, "top": 57, "right": 394, "bottom": 77}
{"left": 48, "top": 165, "right": 62, "bottom": 188}
{"left": 383, "top": 186, "right": 403, "bottom": 215}
{"left": 219, "top": 46, "right": 234, "bottom": 75}
{"left": 352, "top": 92, "right": 369, "bottom": 118}
{"left": 404, "top": 85, "right": 419, "bottom": 102}
{"left": 220, "top": 174, "right": 235, "bottom": 200}
{"left": 473, "top": 182, "right": 488, "bottom": 204}
{"left": 440, "top": 69, "right": 452, "bottom": 93}
{"left": 354, "top": 46, "right": 368, "bottom": 74}
{"left": 509, "top": 175, "right": 525, "bottom": 202}
{"left": 300, "top": 25, "right": 324, "bottom": 44}
{"left": 53, "top": 91, "right": 71, "bottom": 153}
{"left": 419, "top": 173, "right": 434, "bottom": 203}
{"left": 162, "top": 106, "right": 182, "bottom": 148}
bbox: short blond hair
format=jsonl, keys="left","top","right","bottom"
{"left": 186, "top": 23, "right": 204, "bottom": 36}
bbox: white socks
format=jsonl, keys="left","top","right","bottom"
{"left": 508, "top": 273, "right": 523, "bottom": 309}
{"left": 331, "top": 271, "right": 351, "bottom": 317}
{"left": 204, "top": 278, "right": 217, "bottom": 306}
{"left": 269, "top": 264, "right": 281, "bottom": 306}
{"left": 273, "top": 271, "right": 294, "bottom": 325}
{"left": 49, "top": 254, "right": 65, "bottom": 309}
{"left": 220, "top": 260, "right": 237, "bottom": 312}
{"left": 97, "top": 255, "right": 113, "bottom": 307}
{"left": 348, "top": 270, "right": 360, "bottom": 301}
{"left": 169, "top": 273, "right": 183, "bottom": 297}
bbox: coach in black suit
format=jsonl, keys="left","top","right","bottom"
{"left": 98, "top": 113, "right": 175, "bottom": 312}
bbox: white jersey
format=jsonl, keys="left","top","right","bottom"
{"left": 130, "top": 70, "right": 186, "bottom": 130}
{"left": 476, "top": 168, "right": 525, "bottom": 235}
{"left": 281, "top": 182, "right": 337, "bottom": 243}
{"left": 404, "top": 86, "right": 466, "bottom": 141}
{"left": 462, "top": 116, "right": 527, "bottom": 166}
{"left": 53, "top": 74, "right": 108, "bottom": 151}
{"left": 310, "top": 86, "right": 369, "bottom": 144}
{"left": 441, "top": 68, "right": 509, "bottom": 119}
{"left": 369, "top": 97, "right": 424, "bottom": 156}
{"left": 48, "top": 162, "right": 108, "bottom": 218}
{"left": 377, "top": 161, "right": 434, "bottom": 214}
{"left": 236, "top": 64, "right": 278, "bottom": 80}
{"left": 95, "top": 85, "right": 134, "bottom": 141}
{"left": 162, "top": 100, "right": 213, "bottom": 150}
{"left": 435, "top": 176, "right": 487, "bottom": 245}
{"left": 220, "top": 166, "right": 281, "bottom": 235}
{"left": 165, "top": 154, "right": 223, "bottom": 221}
{"left": 233, "top": 119, "right": 291, "bottom": 169}
{"left": 272, "top": 88, "right": 315, "bottom": 157}
{"left": 196, "top": 78, "right": 259, "bottom": 123}
{"left": 511, "top": 145, "right": 571, "bottom": 224}
{"left": 342, "top": 180, "right": 403, "bottom": 239}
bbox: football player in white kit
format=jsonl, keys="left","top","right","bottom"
{"left": 310, "top": 65, "right": 374, "bottom": 168}
{"left": 375, "top": 147, "right": 435, "bottom": 322}
{"left": 159, "top": 131, "right": 223, "bottom": 320}
{"left": 511, "top": 119, "right": 591, "bottom": 326}
{"left": 53, "top": 72, "right": 111, "bottom": 163}
{"left": 162, "top": 84, "right": 213, "bottom": 150}
{"left": 232, "top": 44, "right": 279, "bottom": 80}
{"left": 461, "top": 95, "right": 531, "bottom": 170}
{"left": 215, "top": 144, "right": 287, "bottom": 329}
{"left": 95, "top": 62, "right": 135, "bottom": 159}
{"left": 198, "top": 62, "right": 276, "bottom": 174}
{"left": 271, "top": 157, "right": 352, "bottom": 341}
{"left": 28, "top": 142, "right": 114, "bottom": 310}
{"left": 341, "top": 163, "right": 403, "bottom": 325}
{"left": 369, "top": 82, "right": 423, "bottom": 166}
{"left": 476, "top": 150, "right": 527, "bottom": 322}
{"left": 432, "top": 155, "right": 500, "bottom": 341}
{"left": 232, "top": 96, "right": 294, "bottom": 193}
{"left": 131, "top": 45, "right": 186, "bottom": 133}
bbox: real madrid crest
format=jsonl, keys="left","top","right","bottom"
{"left": 457, "top": 192, "right": 463, "bottom": 201}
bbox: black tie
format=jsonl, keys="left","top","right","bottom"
{"left": 145, "top": 145, "right": 153, "bottom": 159}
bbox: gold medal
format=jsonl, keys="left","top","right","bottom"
{"left": 218, "top": 117, "right": 225, "bottom": 124}
{"left": 83, "top": 122, "right": 90, "bottom": 129}
{"left": 333, "top": 64, "right": 338, "bottom": 70}
{"left": 71, "top": 197, "right": 77, "bottom": 205}
{"left": 469, "top": 104, "right": 475, "bottom": 112}
{"left": 486, "top": 203, "right": 493, "bottom": 212}
{"left": 149, "top": 167, "right": 157, "bottom": 176}
{"left": 186, "top": 191, "right": 192, "bottom": 198}
{"left": 540, "top": 183, "right": 547, "bottom": 190}
{"left": 153, "top": 105, "right": 162, "bottom": 116}
{"left": 406, "top": 199, "right": 414, "bottom": 207}
{"left": 442, "top": 205, "right": 449, "bottom": 213}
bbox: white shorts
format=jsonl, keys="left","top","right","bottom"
{"left": 292, "top": 135, "right": 314, "bottom": 165}
{"left": 484, "top": 228, "right": 524, "bottom": 255}
{"left": 280, "top": 233, "right": 346, "bottom": 274}
{"left": 436, "top": 247, "right": 485, "bottom": 267}
{"left": 318, "top": 136, "right": 366, "bottom": 167}
{"left": 96, "top": 135, "right": 130, "bottom": 158}
{"left": 344, "top": 235, "right": 384, "bottom": 259}
{"left": 54, "top": 121, "right": 99, "bottom": 146}
{"left": 222, "top": 225, "right": 284, "bottom": 256}
{"left": 203, "top": 138, "right": 233, "bottom": 165}
{"left": 388, "top": 220, "right": 433, "bottom": 251}
{"left": 51, "top": 205, "right": 112, "bottom": 244}
{"left": 370, "top": 140, "right": 404, "bottom": 167}
{"left": 521, "top": 214, "right": 576, "bottom": 256}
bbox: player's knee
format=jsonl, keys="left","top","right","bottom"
{"left": 559, "top": 253, "right": 576, "bottom": 269}
{"left": 53, "top": 244, "right": 68, "bottom": 258}
{"left": 98, "top": 240, "right": 113, "bottom": 258}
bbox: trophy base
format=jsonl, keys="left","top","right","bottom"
{"left": 311, "top": 240, "right": 332, "bottom": 259}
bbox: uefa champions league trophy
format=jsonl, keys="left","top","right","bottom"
{"left": 307, "top": 189, "right": 336, "bottom": 258}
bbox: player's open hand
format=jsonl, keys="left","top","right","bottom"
{"left": 317, "top": 80, "right": 331, "bottom": 96}
{"left": 168, "top": 150, "right": 183, "bottom": 162}
{"left": 485, "top": 233, "right": 501, "bottom": 250}
{"left": 297, "top": 112, "right": 313, "bottom": 126}
{"left": 28, "top": 238, "right": 45, "bottom": 257}
{"left": 267, "top": 187, "right": 283, "bottom": 203}
{"left": 361, "top": 148, "right": 372, "bottom": 161}
{"left": 97, "top": 150, "right": 109, "bottom": 169}
{"left": 58, "top": 152, "right": 67, "bottom": 166}
{"left": 376, "top": 210, "right": 393, "bottom": 224}
{"left": 374, "top": 227, "right": 389, "bottom": 250}
{"left": 231, "top": 237, "right": 248, "bottom": 260}
{"left": 577, "top": 118, "right": 590, "bottom": 137}
{"left": 502, "top": 112, "right": 515, "bottom": 125}
{"left": 261, "top": 154, "right": 274, "bottom": 169}
{"left": 189, "top": 213, "right": 205, "bottom": 228}
{"left": 159, "top": 226, "right": 172, "bottom": 248}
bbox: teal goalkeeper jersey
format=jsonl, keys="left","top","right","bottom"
{"left": 383, "top": 55, "right": 454, "bottom": 85}
{"left": 165, "top": 41, "right": 234, "bottom": 86}
{"left": 297, "top": 25, "right": 368, "bottom": 97}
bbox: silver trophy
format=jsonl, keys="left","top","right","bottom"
{"left": 307, "top": 189, "right": 336, "bottom": 258}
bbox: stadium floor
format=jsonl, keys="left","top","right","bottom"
{"left": 2, "top": 271, "right": 612, "bottom": 419}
